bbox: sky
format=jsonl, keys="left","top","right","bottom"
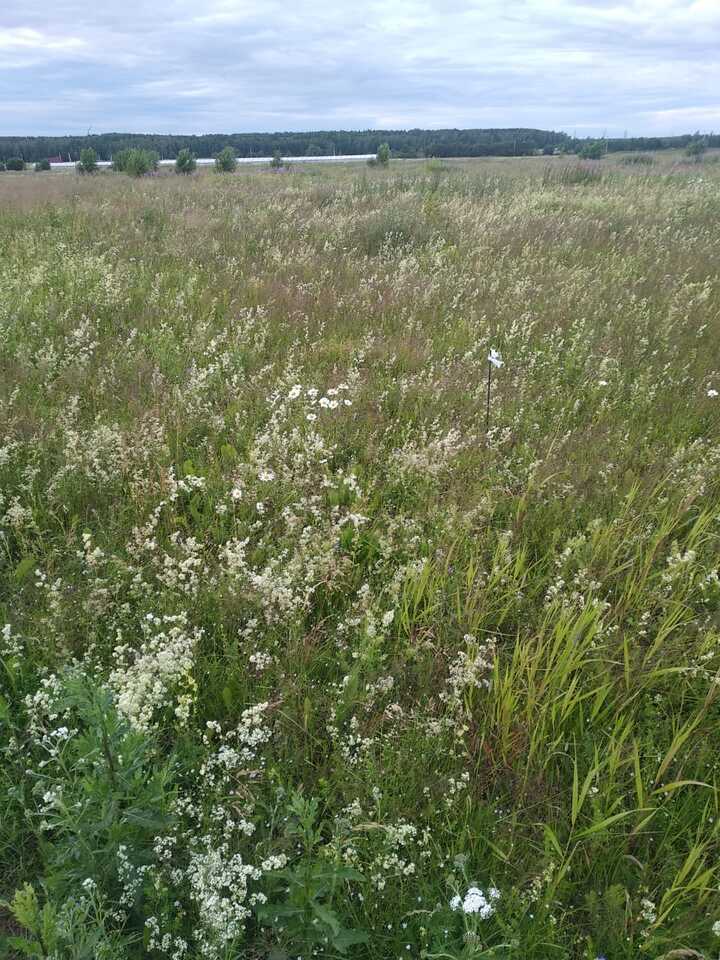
{"left": 1, "top": 0, "right": 719, "bottom": 138}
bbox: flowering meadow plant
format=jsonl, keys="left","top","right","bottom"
{"left": 2, "top": 157, "right": 720, "bottom": 958}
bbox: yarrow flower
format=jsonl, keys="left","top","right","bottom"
{"left": 708, "top": 388, "right": 719, "bottom": 398}
{"left": 450, "top": 885, "right": 500, "bottom": 918}
{"left": 488, "top": 348, "right": 504, "bottom": 368}
{"left": 713, "top": 919, "right": 720, "bottom": 937}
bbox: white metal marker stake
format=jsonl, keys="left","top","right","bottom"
{"left": 486, "top": 348, "right": 504, "bottom": 432}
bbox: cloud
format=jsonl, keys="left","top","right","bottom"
{"left": 0, "top": 27, "right": 88, "bottom": 68}
{"left": 1, "top": 0, "right": 718, "bottom": 136}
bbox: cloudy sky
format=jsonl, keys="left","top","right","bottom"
{"left": 2, "top": 0, "right": 719, "bottom": 137}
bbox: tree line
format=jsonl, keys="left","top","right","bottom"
{"left": 0, "top": 128, "right": 570, "bottom": 163}
{"left": 2, "top": 128, "right": 718, "bottom": 165}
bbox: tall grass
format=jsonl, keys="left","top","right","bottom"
{"left": 1, "top": 159, "right": 720, "bottom": 959}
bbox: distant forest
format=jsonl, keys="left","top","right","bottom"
{"left": 2, "top": 128, "right": 719, "bottom": 163}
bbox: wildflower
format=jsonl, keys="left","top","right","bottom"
{"left": 450, "top": 886, "right": 499, "bottom": 918}
{"left": 708, "top": 389, "right": 719, "bottom": 398}
{"left": 488, "top": 348, "right": 504, "bottom": 368}
{"left": 713, "top": 919, "right": 720, "bottom": 937}
{"left": 640, "top": 897, "right": 656, "bottom": 925}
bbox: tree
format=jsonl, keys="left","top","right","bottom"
{"left": 376, "top": 142, "right": 391, "bottom": 166}
{"left": 215, "top": 146, "right": 237, "bottom": 173}
{"left": 6, "top": 157, "right": 25, "bottom": 171}
{"left": 685, "top": 137, "right": 707, "bottom": 162}
{"left": 175, "top": 149, "right": 196, "bottom": 175}
{"left": 0, "top": 161, "right": 6, "bottom": 172}
{"left": 270, "top": 149, "right": 284, "bottom": 169}
{"left": 34, "top": 158, "right": 51, "bottom": 171}
{"left": 579, "top": 141, "right": 604, "bottom": 160}
{"left": 113, "top": 149, "right": 158, "bottom": 176}
{"left": 77, "top": 148, "right": 98, "bottom": 174}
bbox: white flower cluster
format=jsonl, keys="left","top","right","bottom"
{"left": 108, "top": 612, "right": 202, "bottom": 731}
{"left": 285, "top": 381, "right": 353, "bottom": 415}
{"left": 185, "top": 838, "right": 264, "bottom": 953}
{"left": 1, "top": 623, "right": 23, "bottom": 658}
{"left": 639, "top": 897, "right": 657, "bottom": 937}
{"left": 140, "top": 702, "right": 278, "bottom": 958}
{"left": 442, "top": 636, "right": 496, "bottom": 710}
{"left": 199, "top": 703, "right": 272, "bottom": 791}
{"left": 450, "top": 885, "right": 500, "bottom": 917}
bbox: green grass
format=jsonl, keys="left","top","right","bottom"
{"left": 1, "top": 159, "right": 720, "bottom": 959}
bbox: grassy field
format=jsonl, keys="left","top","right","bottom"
{"left": 1, "top": 156, "right": 720, "bottom": 959}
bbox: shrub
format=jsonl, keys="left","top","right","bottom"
{"left": 685, "top": 137, "right": 708, "bottom": 162}
{"left": 0, "top": 161, "right": 6, "bottom": 172}
{"left": 215, "top": 146, "right": 237, "bottom": 173}
{"left": 113, "top": 148, "right": 159, "bottom": 176}
{"left": 619, "top": 153, "right": 655, "bottom": 166}
{"left": 175, "top": 148, "right": 197, "bottom": 175}
{"left": 6, "top": 157, "right": 25, "bottom": 171}
{"left": 579, "top": 141, "right": 604, "bottom": 160}
{"left": 270, "top": 149, "right": 284, "bottom": 169}
{"left": 77, "top": 148, "right": 98, "bottom": 175}
{"left": 376, "top": 142, "right": 391, "bottom": 166}
{"left": 34, "top": 159, "right": 51, "bottom": 172}
{"left": 543, "top": 163, "right": 603, "bottom": 186}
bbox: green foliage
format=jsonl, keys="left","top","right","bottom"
{"left": 25, "top": 676, "right": 174, "bottom": 898}
{"left": 6, "top": 157, "right": 25, "bottom": 171}
{"left": 376, "top": 142, "right": 391, "bottom": 165}
{"left": 3, "top": 882, "right": 132, "bottom": 959}
{"left": 214, "top": 145, "right": 237, "bottom": 173}
{"left": 542, "top": 163, "right": 603, "bottom": 185}
{"left": 2, "top": 160, "right": 720, "bottom": 958}
{"left": 6, "top": 129, "right": 720, "bottom": 166}
{"left": 257, "top": 794, "right": 368, "bottom": 956}
{"left": 578, "top": 140, "right": 605, "bottom": 160}
{"left": 619, "top": 153, "right": 655, "bottom": 166}
{"left": 685, "top": 137, "right": 708, "bottom": 161}
{"left": 270, "top": 149, "right": 285, "bottom": 169}
{"left": 0, "top": 128, "right": 576, "bottom": 165}
{"left": 34, "top": 159, "right": 51, "bottom": 172}
{"left": 175, "top": 148, "right": 197, "bottom": 175}
{"left": 112, "top": 148, "right": 159, "bottom": 177}
{"left": 0, "top": 161, "right": 5, "bottom": 172}
{"left": 76, "top": 149, "right": 98, "bottom": 175}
